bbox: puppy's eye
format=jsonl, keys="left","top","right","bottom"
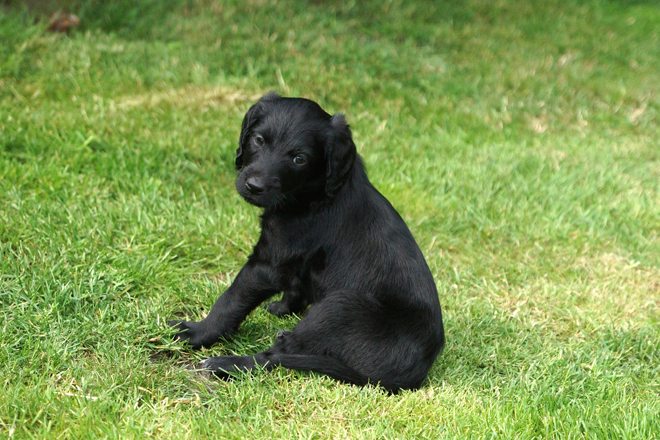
{"left": 253, "top": 135, "right": 265, "bottom": 147}
{"left": 293, "top": 156, "right": 307, "bottom": 165}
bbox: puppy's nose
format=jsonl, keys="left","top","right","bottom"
{"left": 245, "top": 177, "right": 266, "bottom": 195}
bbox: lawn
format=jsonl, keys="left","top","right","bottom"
{"left": 1, "top": 0, "right": 659, "bottom": 438}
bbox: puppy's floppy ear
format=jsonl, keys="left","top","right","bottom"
{"left": 236, "top": 92, "right": 282, "bottom": 170}
{"left": 325, "top": 113, "right": 357, "bottom": 197}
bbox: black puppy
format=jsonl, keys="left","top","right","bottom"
{"left": 170, "top": 92, "right": 445, "bottom": 393}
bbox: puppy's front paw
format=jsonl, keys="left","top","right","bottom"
{"left": 168, "top": 320, "right": 219, "bottom": 349}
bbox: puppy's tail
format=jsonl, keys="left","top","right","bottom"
{"left": 268, "top": 354, "right": 372, "bottom": 388}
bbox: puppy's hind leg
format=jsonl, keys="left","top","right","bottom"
{"left": 200, "top": 330, "right": 370, "bottom": 388}
{"left": 278, "top": 291, "right": 440, "bottom": 393}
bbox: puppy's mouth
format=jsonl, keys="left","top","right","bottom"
{"left": 236, "top": 174, "right": 289, "bottom": 209}
{"left": 240, "top": 189, "right": 294, "bottom": 209}
{"left": 237, "top": 185, "right": 278, "bottom": 208}
{"left": 240, "top": 192, "right": 268, "bottom": 208}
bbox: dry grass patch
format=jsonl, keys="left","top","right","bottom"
{"left": 115, "top": 85, "right": 263, "bottom": 110}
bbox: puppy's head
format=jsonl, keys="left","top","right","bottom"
{"left": 235, "top": 92, "right": 356, "bottom": 208}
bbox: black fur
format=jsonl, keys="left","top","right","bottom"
{"left": 169, "top": 93, "right": 445, "bottom": 393}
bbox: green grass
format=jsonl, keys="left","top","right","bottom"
{"left": 1, "top": 0, "right": 659, "bottom": 438}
